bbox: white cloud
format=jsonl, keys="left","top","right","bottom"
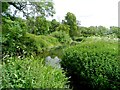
{"left": 52, "top": 0, "right": 119, "bottom": 28}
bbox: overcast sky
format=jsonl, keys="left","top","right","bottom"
{"left": 51, "top": 0, "right": 119, "bottom": 28}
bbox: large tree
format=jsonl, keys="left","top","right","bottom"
{"left": 2, "top": 0, "right": 55, "bottom": 18}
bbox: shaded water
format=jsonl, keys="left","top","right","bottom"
{"left": 38, "top": 45, "right": 69, "bottom": 59}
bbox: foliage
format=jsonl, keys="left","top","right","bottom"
{"left": 2, "top": 2, "right": 9, "bottom": 13}
{"left": 26, "top": 33, "right": 61, "bottom": 52}
{"left": 65, "top": 12, "right": 78, "bottom": 38}
{"left": 2, "top": 17, "right": 28, "bottom": 56}
{"left": 61, "top": 37, "right": 120, "bottom": 90}
{"left": 27, "top": 16, "right": 51, "bottom": 35}
{"left": 35, "top": 16, "right": 51, "bottom": 35}
{"left": 88, "top": 26, "right": 97, "bottom": 35}
{"left": 96, "top": 26, "right": 108, "bottom": 36}
{"left": 77, "top": 26, "right": 88, "bottom": 37}
{"left": 1, "top": 56, "right": 69, "bottom": 89}
{"left": 49, "top": 19, "right": 60, "bottom": 33}
{"left": 78, "top": 26, "right": 110, "bottom": 37}
{"left": 4, "top": 1, "right": 55, "bottom": 18}
{"left": 26, "top": 16, "right": 36, "bottom": 34}
{"left": 50, "top": 31, "right": 72, "bottom": 45}
{"left": 56, "top": 24, "right": 70, "bottom": 34}
{"left": 2, "top": 3, "right": 120, "bottom": 89}
{"left": 109, "top": 26, "right": 120, "bottom": 38}
{"left": 2, "top": 16, "right": 61, "bottom": 56}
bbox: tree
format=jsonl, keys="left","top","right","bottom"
{"left": 109, "top": 26, "right": 119, "bottom": 38}
{"left": 65, "top": 12, "right": 78, "bottom": 38}
{"left": 35, "top": 16, "right": 51, "bottom": 35}
{"left": 78, "top": 26, "right": 89, "bottom": 37}
{"left": 27, "top": 16, "right": 51, "bottom": 35}
{"left": 26, "top": 16, "right": 37, "bottom": 34}
{"left": 56, "top": 24, "right": 70, "bottom": 34}
{"left": 49, "top": 19, "right": 60, "bottom": 33}
{"left": 88, "top": 26, "right": 97, "bottom": 36}
{"left": 2, "top": 0, "right": 55, "bottom": 18}
{"left": 97, "top": 26, "right": 108, "bottom": 36}
{"left": 2, "top": 2, "right": 9, "bottom": 12}
{"left": 2, "top": 16, "right": 27, "bottom": 56}
{"left": 110, "top": 26, "right": 118, "bottom": 34}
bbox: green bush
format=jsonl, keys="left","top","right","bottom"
{"left": 56, "top": 24, "right": 70, "bottom": 34}
{"left": 1, "top": 56, "right": 69, "bottom": 89}
{"left": 50, "top": 31, "right": 72, "bottom": 45}
{"left": 2, "top": 17, "right": 28, "bottom": 56}
{"left": 26, "top": 33, "right": 61, "bottom": 52}
{"left": 27, "top": 16, "right": 51, "bottom": 35}
{"left": 61, "top": 38, "right": 120, "bottom": 90}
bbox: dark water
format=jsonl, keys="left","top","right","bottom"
{"left": 38, "top": 45, "right": 70, "bottom": 59}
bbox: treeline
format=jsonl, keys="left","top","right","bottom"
{"left": 2, "top": 11, "right": 119, "bottom": 56}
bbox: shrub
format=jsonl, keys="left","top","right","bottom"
{"left": 56, "top": 24, "right": 70, "bottom": 34}
{"left": 49, "top": 19, "right": 60, "bottom": 33}
{"left": 25, "top": 33, "right": 61, "bottom": 52}
{"left": 61, "top": 38, "right": 120, "bottom": 90}
{"left": 50, "top": 31, "right": 72, "bottom": 45}
{"left": 2, "top": 17, "right": 28, "bottom": 56}
{"left": 1, "top": 56, "right": 69, "bottom": 89}
{"left": 2, "top": 17, "right": 38, "bottom": 57}
{"left": 27, "top": 16, "right": 51, "bottom": 35}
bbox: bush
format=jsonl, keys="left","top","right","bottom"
{"left": 61, "top": 38, "right": 120, "bottom": 90}
{"left": 26, "top": 33, "right": 61, "bottom": 52}
{"left": 1, "top": 56, "right": 69, "bottom": 89}
{"left": 27, "top": 16, "right": 51, "bottom": 35}
{"left": 2, "top": 17, "right": 28, "bottom": 56}
{"left": 50, "top": 31, "right": 72, "bottom": 45}
{"left": 56, "top": 24, "right": 70, "bottom": 34}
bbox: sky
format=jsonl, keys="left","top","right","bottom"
{"left": 51, "top": 0, "right": 119, "bottom": 28}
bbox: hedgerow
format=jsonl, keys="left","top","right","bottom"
{"left": 61, "top": 37, "right": 120, "bottom": 90}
